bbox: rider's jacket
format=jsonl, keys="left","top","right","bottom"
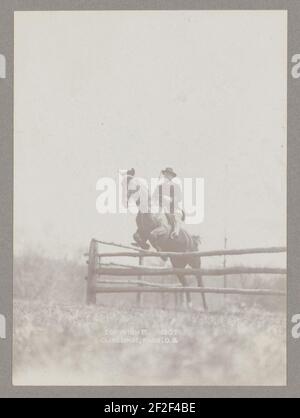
{"left": 152, "top": 178, "right": 183, "bottom": 215}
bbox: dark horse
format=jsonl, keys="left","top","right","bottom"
{"left": 123, "top": 176, "right": 207, "bottom": 310}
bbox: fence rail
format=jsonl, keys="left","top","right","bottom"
{"left": 96, "top": 266, "right": 286, "bottom": 277}
{"left": 92, "top": 247, "right": 286, "bottom": 259}
{"left": 93, "top": 286, "right": 285, "bottom": 297}
{"left": 85, "top": 238, "right": 287, "bottom": 306}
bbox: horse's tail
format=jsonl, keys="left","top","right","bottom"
{"left": 181, "top": 210, "right": 186, "bottom": 222}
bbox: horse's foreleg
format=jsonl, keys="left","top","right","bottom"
{"left": 149, "top": 227, "right": 169, "bottom": 261}
{"left": 132, "top": 231, "right": 150, "bottom": 250}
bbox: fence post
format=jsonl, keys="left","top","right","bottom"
{"left": 175, "top": 292, "right": 179, "bottom": 309}
{"left": 223, "top": 236, "right": 228, "bottom": 290}
{"left": 86, "top": 239, "right": 98, "bottom": 305}
{"left": 136, "top": 256, "right": 144, "bottom": 307}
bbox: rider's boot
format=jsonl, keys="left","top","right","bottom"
{"left": 170, "top": 222, "right": 180, "bottom": 239}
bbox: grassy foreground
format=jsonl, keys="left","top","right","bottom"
{"left": 13, "top": 300, "right": 286, "bottom": 386}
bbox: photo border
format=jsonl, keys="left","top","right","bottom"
{"left": 0, "top": 0, "right": 298, "bottom": 398}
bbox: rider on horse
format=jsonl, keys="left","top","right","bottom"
{"left": 120, "top": 168, "right": 206, "bottom": 309}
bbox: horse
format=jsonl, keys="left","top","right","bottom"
{"left": 122, "top": 175, "right": 207, "bottom": 310}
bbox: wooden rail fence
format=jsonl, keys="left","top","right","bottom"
{"left": 85, "top": 238, "right": 287, "bottom": 306}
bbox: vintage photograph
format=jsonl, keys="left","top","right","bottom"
{"left": 13, "top": 10, "right": 287, "bottom": 386}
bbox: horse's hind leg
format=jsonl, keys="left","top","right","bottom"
{"left": 177, "top": 274, "right": 192, "bottom": 309}
{"left": 190, "top": 258, "right": 208, "bottom": 311}
{"left": 197, "top": 273, "right": 208, "bottom": 311}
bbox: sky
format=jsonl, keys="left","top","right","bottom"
{"left": 14, "top": 10, "right": 287, "bottom": 264}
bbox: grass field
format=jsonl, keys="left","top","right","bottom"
{"left": 13, "top": 253, "right": 286, "bottom": 386}
{"left": 13, "top": 300, "right": 286, "bottom": 386}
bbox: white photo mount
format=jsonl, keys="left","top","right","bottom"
{"left": 0, "top": 314, "right": 6, "bottom": 340}
{"left": 0, "top": 54, "right": 6, "bottom": 79}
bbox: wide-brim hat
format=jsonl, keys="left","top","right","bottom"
{"left": 119, "top": 168, "right": 135, "bottom": 177}
{"left": 162, "top": 167, "right": 177, "bottom": 178}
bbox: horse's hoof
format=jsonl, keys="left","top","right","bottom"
{"left": 131, "top": 241, "right": 150, "bottom": 250}
{"left": 182, "top": 301, "right": 193, "bottom": 310}
{"left": 141, "top": 243, "right": 150, "bottom": 250}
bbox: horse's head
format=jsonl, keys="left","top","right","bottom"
{"left": 121, "top": 174, "right": 149, "bottom": 210}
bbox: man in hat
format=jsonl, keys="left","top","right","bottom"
{"left": 152, "top": 167, "right": 184, "bottom": 239}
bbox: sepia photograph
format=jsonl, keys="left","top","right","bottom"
{"left": 13, "top": 10, "right": 287, "bottom": 386}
